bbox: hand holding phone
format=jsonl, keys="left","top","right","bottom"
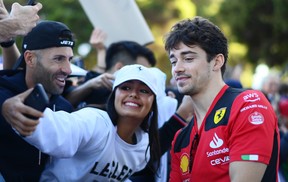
{"left": 24, "top": 83, "right": 49, "bottom": 119}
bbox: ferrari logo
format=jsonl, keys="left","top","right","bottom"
{"left": 214, "top": 107, "right": 226, "bottom": 124}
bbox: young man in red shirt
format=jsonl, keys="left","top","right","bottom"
{"left": 164, "top": 16, "right": 280, "bottom": 182}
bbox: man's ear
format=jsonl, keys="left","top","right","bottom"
{"left": 212, "top": 54, "right": 225, "bottom": 71}
{"left": 24, "top": 51, "right": 36, "bottom": 67}
{"left": 113, "top": 62, "right": 124, "bottom": 71}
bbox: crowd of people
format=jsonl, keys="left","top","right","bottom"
{"left": 0, "top": 1, "right": 287, "bottom": 182}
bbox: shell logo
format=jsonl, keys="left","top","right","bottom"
{"left": 180, "top": 153, "right": 189, "bottom": 174}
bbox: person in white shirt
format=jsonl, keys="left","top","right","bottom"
{"left": 2, "top": 64, "right": 161, "bottom": 182}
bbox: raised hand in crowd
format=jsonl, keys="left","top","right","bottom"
{"left": 65, "top": 72, "right": 114, "bottom": 108}
{"left": 0, "top": 1, "right": 42, "bottom": 41}
{"left": 89, "top": 28, "right": 107, "bottom": 73}
{"left": 0, "top": 0, "right": 42, "bottom": 69}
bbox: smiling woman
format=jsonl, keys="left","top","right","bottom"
{"left": 114, "top": 80, "right": 154, "bottom": 122}
{"left": 2, "top": 64, "right": 161, "bottom": 182}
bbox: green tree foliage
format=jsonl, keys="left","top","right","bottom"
{"left": 3, "top": 0, "right": 287, "bottom": 72}
{"left": 3, "top": 0, "right": 92, "bottom": 50}
{"left": 35, "top": 0, "right": 93, "bottom": 48}
{"left": 219, "top": 0, "right": 288, "bottom": 67}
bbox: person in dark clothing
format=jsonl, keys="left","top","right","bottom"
{"left": 0, "top": 20, "right": 75, "bottom": 181}
{"left": 278, "top": 97, "right": 288, "bottom": 181}
{"left": 280, "top": 132, "right": 288, "bottom": 181}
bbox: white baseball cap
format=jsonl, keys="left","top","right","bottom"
{"left": 113, "top": 64, "right": 158, "bottom": 96}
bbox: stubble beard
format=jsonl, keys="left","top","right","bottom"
{"left": 177, "top": 82, "right": 196, "bottom": 96}
{"left": 33, "top": 62, "right": 63, "bottom": 95}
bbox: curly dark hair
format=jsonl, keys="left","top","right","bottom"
{"left": 164, "top": 16, "right": 228, "bottom": 76}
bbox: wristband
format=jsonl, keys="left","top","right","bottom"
{"left": 0, "top": 39, "right": 15, "bottom": 48}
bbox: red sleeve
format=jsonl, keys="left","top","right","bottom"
{"left": 228, "top": 90, "right": 279, "bottom": 164}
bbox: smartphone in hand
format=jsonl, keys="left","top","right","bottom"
{"left": 27, "top": 0, "right": 37, "bottom": 5}
{"left": 24, "top": 83, "right": 49, "bottom": 119}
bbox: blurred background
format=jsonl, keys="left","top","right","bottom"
{"left": 1, "top": 0, "right": 288, "bottom": 88}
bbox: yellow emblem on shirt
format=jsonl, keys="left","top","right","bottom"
{"left": 180, "top": 154, "right": 189, "bottom": 174}
{"left": 214, "top": 107, "right": 227, "bottom": 124}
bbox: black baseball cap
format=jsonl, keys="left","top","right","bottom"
{"left": 13, "top": 20, "right": 75, "bottom": 69}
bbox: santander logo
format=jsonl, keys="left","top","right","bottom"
{"left": 209, "top": 133, "right": 224, "bottom": 149}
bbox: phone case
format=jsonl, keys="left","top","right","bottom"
{"left": 27, "top": 0, "right": 36, "bottom": 5}
{"left": 24, "top": 84, "right": 49, "bottom": 119}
